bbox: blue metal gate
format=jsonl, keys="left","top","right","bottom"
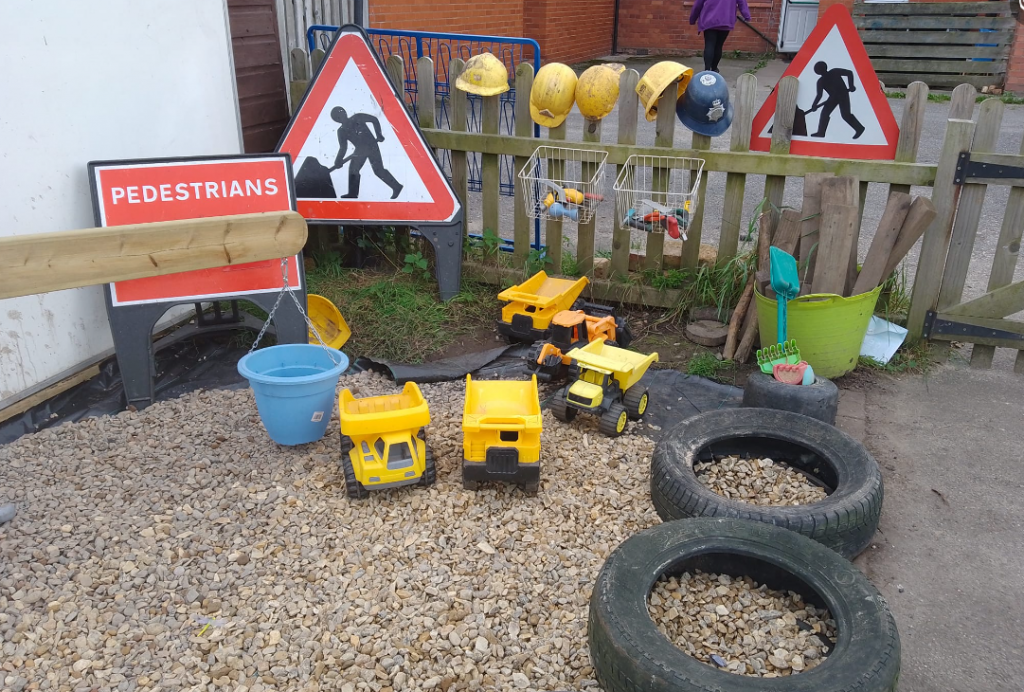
{"left": 307, "top": 26, "right": 542, "bottom": 248}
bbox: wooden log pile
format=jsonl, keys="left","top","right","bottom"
{"left": 725, "top": 176, "right": 937, "bottom": 363}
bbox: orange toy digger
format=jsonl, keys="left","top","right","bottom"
{"left": 526, "top": 309, "right": 634, "bottom": 382}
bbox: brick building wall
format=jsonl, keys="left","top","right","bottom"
{"left": 525, "top": 0, "right": 617, "bottom": 64}
{"left": 369, "top": 0, "right": 525, "bottom": 37}
{"left": 616, "top": 0, "right": 780, "bottom": 57}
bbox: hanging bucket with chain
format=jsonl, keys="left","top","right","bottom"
{"left": 237, "top": 258, "right": 349, "bottom": 445}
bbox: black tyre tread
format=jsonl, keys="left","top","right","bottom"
{"left": 526, "top": 343, "right": 543, "bottom": 369}
{"left": 421, "top": 440, "right": 436, "bottom": 487}
{"left": 549, "top": 391, "right": 577, "bottom": 422}
{"left": 340, "top": 435, "right": 368, "bottom": 500}
{"left": 588, "top": 518, "right": 901, "bottom": 692}
{"left": 622, "top": 386, "right": 648, "bottom": 420}
{"left": 650, "top": 408, "right": 883, "bottom": 558}
{"left": 742, "top": 371, "right": 839, "bottom": 425}
{"left": 599, "top": 404, "right": 628, "bottom": 437}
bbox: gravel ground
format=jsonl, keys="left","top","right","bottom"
{"left": 648, "top": 571, "right": 836, "bottom": 677}
{"left": 0, "top": 371, "right": 660, "bottom": 692}
{"left": 695, "top": 457, "right": 828, "bottom": 507}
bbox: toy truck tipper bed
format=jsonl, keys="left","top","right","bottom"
{"left": 462, "top": 374, "right": 543, "bottom": 494}
{"left": 551, "top": 338, "right": 658, "bottom": 436}
{"left": 339, "top": 382, "right": 434, "bottom": 499}
{"left": 496, "top": 271, "right": 589, "bottom": 343}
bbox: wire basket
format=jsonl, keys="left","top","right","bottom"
{"left": 519, "top": 146, "right": 609, "bottom": 225}
{"left": 613, "top": 156, "right": 706, "bottom": 241}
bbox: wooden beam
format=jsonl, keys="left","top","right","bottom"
{"left": 421, "top": 130, "right": 937, "bottom": 185}
{"left": 645, "top": 88, "right": 677, "bottom": 272}
{"left": 513, "top": 63, "right": 534, "bottom": 269}
{"left": 883, "top": 196, "right": 938, "bottom": 278}
{"left": 854, "top": 15, "right": 1015, "bottom": 30}
{"left": 853, "top": 191, "right": 912, "bottom": 295}
{"left": 853, "top": 2, "right": 1015, "bottom": 16}
{"left": 611, "top": 69, "right": 641, "bottom": 279}
{"left": 719, "top": 73, "right": 757, "bottom": 263}
{"left": 944, "top": 279, "right": 1024, "bottom": 319}
{"left": 863, "top": 45, "right": 1008, "bottom": 60}
{"left": 763, "top": 76, "right": 799, "bottom": 235}
{"left": 858, "top": 30, "right": 1014, "bottom": 46}
{"left": 813, "top": 203, "right": 859, "bottom": 296}
{"left": 0, "top": 211, "right": 307, "bottom": 300}
{"left": 798, "top": 172, "right": 833, "bottom": 295}
{"left": 870, "top": 59, "right": 1007, "bottom": 75}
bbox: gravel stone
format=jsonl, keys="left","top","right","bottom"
{"left": 695, "top": 456, "right": 828, "bottom": 506}
{"left": 0, "top": 371, "right": 658, "bottom": 691}
{"left": 648, "top": 570, "right": 837, "bottom": 677}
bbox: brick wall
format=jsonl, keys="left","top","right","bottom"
{"left": 524, "top": 0, "right": 616, "bottom": 64}
{"left": 369, "top": 0, "right": 525, "bottom": 37}
{"left": 616, "top": 0, "right": 780, "bottom": 57}
{"left": 1006, "top": 14, "right": 1024, "bottom": 92}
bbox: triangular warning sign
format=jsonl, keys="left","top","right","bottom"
{"left": 750, "top": 5, "right": 898, "bottom": 160}
{"left": 277, "top": 25, "right": 461, "bottom": 223}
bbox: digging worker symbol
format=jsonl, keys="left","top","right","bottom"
{"left": 328, "top": 106, "right": 403, "bottom": 199}
{"left": 807, "top": 61, "right": 865, "bottom": 140}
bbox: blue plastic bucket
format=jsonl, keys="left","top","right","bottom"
{"left": 237, "top": 344, "right": 349, "bottom": 446}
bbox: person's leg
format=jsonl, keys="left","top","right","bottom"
{"left": 341, "top": 155, "right": 367, "bottom": 198}
{"left": 838, "top": 97, "right": 865, "bottom": 138}
{"left": 703, "top": 30, "right": 720, "bottom": 72}
{"left": 712, "top": 30, "right": 730, "bottom": 72}
{"left": 812, "top": 100, "right": 837, "bottom": 137}
{"left": 368, "top": 148, "right": 403, "bottom": 199}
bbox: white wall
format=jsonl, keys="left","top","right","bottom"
{"left": 0, "top": 0, "right": 244, "bottom": 406}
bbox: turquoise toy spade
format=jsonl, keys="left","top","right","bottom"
{"left": 756, "top": 247, "right": 803, "bottom": 375}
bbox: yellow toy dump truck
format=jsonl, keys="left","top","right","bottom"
{"left": 551, "top": 338, "right": 658, "bottom": 437}
{"left": 496, "top": 271, "right": 589, "bottom": 343}
{"left": 462, "top": 374, "right": 543, "bottom": 494}
{"left": 339, "top": 382, "right": 434, "bottom": 499}
{"left": 526, "top": 309, "right": 634, "bottom": 382}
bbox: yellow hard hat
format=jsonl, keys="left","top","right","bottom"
{"left": 636, "top": 61, "right": 694, "bottom": 122}
{"left": 456, "top": 52, "right": 510, "bottom": 96}
{"left": 530, "top": 63, "right": 578, "bottom": 128}
{"left": 575, "top": 63, "right": 626, "bottom": 123}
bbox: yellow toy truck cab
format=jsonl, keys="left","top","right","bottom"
{"left": 462, "top": 374, "right": 543, "bottom": 494}
{"left": 496, "top": 271, "right": 589, "bottom": 342}
{"left": 526, "top": 308, "right": 634, "bottom": 382}
{"left": 338, "top": 382, "right": 434, "bottom": 499}
{"left": 551, "top": 338, "right": 658, "bottom": 436}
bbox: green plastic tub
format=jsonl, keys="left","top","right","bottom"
{"left": 754, "top": 286, "right": 882, "bottom": 378}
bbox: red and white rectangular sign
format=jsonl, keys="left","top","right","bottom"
{"left": 88, "top": 155, "right": 301, "bottom": 306}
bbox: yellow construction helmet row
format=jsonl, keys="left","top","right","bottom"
{"left": 576, "top": 63, "right": 625, "bottom": 124}
{"left": 455, "top": 52, "right": 510, "bottom": 97}
{"left": 530, "top": 62, "right": 577, "bottom": 128}
{"left": 636, "top": 61, "right": 693, "bottom": 122}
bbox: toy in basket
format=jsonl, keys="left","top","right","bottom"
{"left": 519, "top": 146, "right": 609, "bottom": 224}
{"left": 614, "top": 156, "right": 705, "bottom": 241}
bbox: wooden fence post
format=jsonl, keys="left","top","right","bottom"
{"left": 289, "top": 48, "right": 309, "bottom": 113}
{"left": 948, "top": 83, "right": 977, "bottom": 120}
{"left": 932, "top": 98, "right": 1005, "bottom": 360}
{"left": 611, "top": 69, "right": 641, "bottom": 279}
{"left": 513, "top": 63, "right": 535, "bottom": 269}
{"left": 544, "top": 124, "right": 567, "bottom": 273}
{"left": 312, "top": 48, "right": 327, "bottom": 73}
{"left": 578, "top": 120, "right": 603, "bottom": 276}
{"left": 762, "top": 76, "right": 799, "bottom": 233}
{"left": 719, "top": 73, "right": 756, "bottom": 263}
{"left": 481, "top": 94, "right": 501, "bottom": 244}
{"left": 682, "top": 129, "right": 714, "bottom": 270}
{"left": 906, "top": 118, "right": 976, "bottom": 341}
{"left": 889, "top": 81, "right": 928, "bottom": 197}
{"left": 644, "top": 89, "right": 676, "bottom": 272}
{"left": 385, "top": 56, "right": 405, "bottom": 108}
{"left": 448, "top": 59, "right": 469, "bottom": 228}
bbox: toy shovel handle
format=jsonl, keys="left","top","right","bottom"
{"left": 777, "top": 296, "right": 788, "bottom": 343}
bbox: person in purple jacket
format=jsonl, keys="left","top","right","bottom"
{"left": 689, "top": 0, "right": 752, "bottom": 73}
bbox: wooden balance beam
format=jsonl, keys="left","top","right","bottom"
{"left": 0, "top": 211, "right": 307, "bottom": 300}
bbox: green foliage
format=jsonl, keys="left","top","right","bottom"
{"left": 402, "top": 251, "right": 432, "bottom": 282}
{"left": 686, "top": 351, "right": 731, "bottom": 380}
{"left": 859, "top": 340, "right": 930, "bottom": 374}
{"left": 876, "top": 265, "right": 911, "bottom": 319}
{"left": 312, "top": 250, "right": 345, "bottom": 278}
{"left": 481, "top": 228, "right": 502, "bottom": 260}
{"left": 526, "top": 247, "right": 552, "bottom": 275}
{"left": 561, "top": 241, "right": 581, "bottom": 277}
{"left": 744, "top": 53, "right": 772, "bottom": 75}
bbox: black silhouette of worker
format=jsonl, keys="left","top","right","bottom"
{"left": 807, "top": 61, "right": 865, "bottom": 140}
{"left": 327, "top": 106, "right": 403, "bottom": 199}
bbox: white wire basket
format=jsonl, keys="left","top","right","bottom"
{"left": 519, "top": 146, "right": 609, "bottom": 225}
{"left": 613, "top": 156, "right": 706, "bottom": 241}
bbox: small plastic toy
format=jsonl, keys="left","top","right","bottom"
{"left": 338, "top": 382, "right": 434, "bottom": 499}
{"left": 551, "top": 338, "right": 658, "bottom": 436}
{"left": 526, "top": 309, "right": 633, "bottom": 382}
{"left": 496, "top": 270, "right": 590, "bottom": 343}
{"left": 462, "top": 374, "right": 543, "bottom": 495}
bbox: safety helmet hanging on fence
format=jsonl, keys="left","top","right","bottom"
{"left": 530, "top": 63, "right": 578, "bottom": 128}
{"left": 456, "top": 52, "right": 510, "bottom": 96}
{"left": 675, "top": 70, "right": 734, "bottom": 137}
{"left": 636, "top": 61, "right": 693, "bottom": 122}
{"left": 575, "top": 63, "right": 625, "bottom": 132}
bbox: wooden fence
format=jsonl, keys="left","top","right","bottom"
{"left": 288, "top": 57, "right": 1024, "bottom": 370}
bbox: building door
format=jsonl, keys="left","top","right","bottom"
{"left": 777, "top": 0, "right": 820, "bottom": 55}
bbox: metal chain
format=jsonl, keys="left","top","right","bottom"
{"left": 247, "top": 258, "right": 343, "bottom": 366}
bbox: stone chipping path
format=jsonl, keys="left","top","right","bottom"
{"left": 0, "top": 371, "right": 660, "bottom": 692}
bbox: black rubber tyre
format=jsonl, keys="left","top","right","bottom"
{"left": 651, "top": 408, "right": 883, "bottom": 558}
{"left": 340, "top": 435, "right": 369, "bottom": 500}
{"left": 599, "top": 403, "right": 629, "bottom": 437}
{"left": 420, "top": 436, "right": 436, "bottom": 487}
{"left": 526, "top": 343, "right": 543, "bottom": 369}
{"left": 588, "top": 518, "right": 901, "bottom": 692}
{"left": 622, "top": 385, "right": 649, "bottom": 420}
{"left": 742, "top": 371, "right": 840, "bottom": 425}
{"left": 549, "top": 390, "right": 577, "bottom": 422}
{"left": 567, "top": 359, "right": 581, "bottom": 382}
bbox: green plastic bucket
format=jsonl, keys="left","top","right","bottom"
{"left": 754, "top": 286, "right": 882, "bottom": 378}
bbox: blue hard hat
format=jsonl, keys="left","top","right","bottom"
{"left": 676, "top": 71, "right": 734, "bottom": 137}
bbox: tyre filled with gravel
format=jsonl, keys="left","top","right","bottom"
{"left": 651, "top": 408, "right": 882, "bottom": 558}
{"left": 588, "top": 518, "right": 901, "bottom": 692}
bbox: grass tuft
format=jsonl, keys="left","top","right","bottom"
{"left": 686, "top": 351, "right": 732, "bottom": 381}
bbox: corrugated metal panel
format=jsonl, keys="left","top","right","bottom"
{"left": 228, "top": 0, "right": 291, "bottom": 152}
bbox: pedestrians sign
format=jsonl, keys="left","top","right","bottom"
{"left": 750, "top": 5, "right": 898, "bottom": 160}
{"left": 278, "top": 25, "right": 461, "bottom": 224}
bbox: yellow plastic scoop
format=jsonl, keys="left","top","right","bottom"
{"left": 307, "top": 294, "right": 351, "bottom": 349}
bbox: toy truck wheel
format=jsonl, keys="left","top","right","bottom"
{"left": 523, "top": 481, "right": 540, "bottom": 496}
{"left": 340, "top": 435, "right": 369, "bottom": 500}
{"left": 599, "top": 404, "right": 629, "bottom": 437}
{"left": 526, "top": 343, "right": 543, "bottom": 370}
{"left": 623, "top": 386, "right": 649, "bottom": 420}
{"left": 567, "top": 360, "right": 580, "bottom": 382}
{"left": 550, "top": 391, "right": 577, "bottom": 422}
{"left": 421, "top": 444, "right": 436, "bottom": 487}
